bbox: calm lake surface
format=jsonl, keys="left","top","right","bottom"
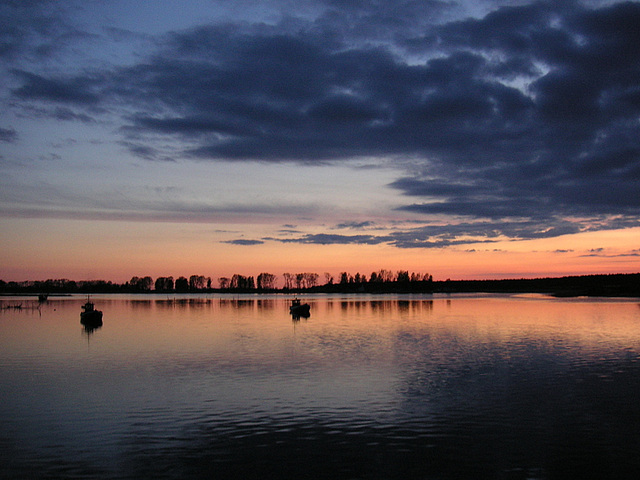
{"left": 2, "top": 293, "right": 640, "bottom": 479}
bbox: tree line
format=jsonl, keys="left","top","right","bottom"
{"left": 3, "top": 273, "right": 638, "bottom": 297}
{"left": 0, "top": 269, "right": 434, "bottom": 294}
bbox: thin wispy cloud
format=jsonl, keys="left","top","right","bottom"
{"left": 222, "top": 239, "right": 265, "bottom": 246}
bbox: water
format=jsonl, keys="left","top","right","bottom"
{"left": 1, "top": 294, "right": 640, "bottom": 479}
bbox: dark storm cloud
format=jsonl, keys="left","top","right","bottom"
{"left": 11, "top": 70, "right": 101, "bottom": 105}
{"left": 0, "top": 0, "right": 94, "bottom": 61}
{"left": 6, "top": 0, "right": 640, "bottom": 244}
{"left": 8, "top": 104, "right": 97, "bottom": 124}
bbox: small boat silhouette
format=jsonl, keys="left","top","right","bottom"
{"left": 81, "top": 297, "right": 103, "bottom": 326}
{"left": 289, "top": 298, "right": 310, "bottom": 317}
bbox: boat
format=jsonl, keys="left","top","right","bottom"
{"left": 81, "top": 298, "right": 103, "bottom": 326}
{"left": 289, "top": 298, "right": 310, "bottom": 317}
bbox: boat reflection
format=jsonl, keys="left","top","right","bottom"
{"left": 291, "top": 311, "right": 310, "bottom": 321}
{"left": 81, "top": 321, "right": 102, "bottom": 335}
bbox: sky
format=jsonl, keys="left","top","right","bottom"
{"left": 1, "top": 0, "right": 639, "bottom": 283}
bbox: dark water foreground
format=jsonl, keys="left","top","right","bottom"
{"left": 1, "top": 294, "right": 640, "bottom": 479}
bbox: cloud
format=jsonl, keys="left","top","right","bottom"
{"left": 579, "top": 249, "right": 640, "bottom": 258}
{"left": 334, "top": 221, "right": 377, "bottom": 229}
{"left": 4, "top": 0, "right": 640, "bottom": 246}
{"left": 270, "top": 228, "right": 499, "bottom": 249}
{"left": 278, "top": 233, "right": 386, "bottom": 245}
{"left": 118, "top": 141, "right": 175, "bottom": 162}
{"left": 0, "top": 1, "right": 85, "bottom": 61}
{"left": 11, "top": 69, "right": 101, "bottom": 105}
{"left": 7, "top": 104, "right": 97, "bottom": 124}
{"left": 0, "top": 127, "right": 17, "bottom": 143}
{"left": 51, "top": 107, "right": 95, "bottom": 123}
{"left": 265, "top": 214, "right": 640, "bottom": 250}
{"left": 222, "top": 239, "right": 265, "bottom": 246}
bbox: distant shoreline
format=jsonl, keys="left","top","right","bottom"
{"left": 431, "top": 273, "right": 640, "bottom": 298}
{"left": 1, "top": 273, "right": 638, "bottom": 298}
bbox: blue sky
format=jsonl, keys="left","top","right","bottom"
{"left": 1, "top": 0, "right": 639, "bottom": 281}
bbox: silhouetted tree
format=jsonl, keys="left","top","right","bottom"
{"left": 76, "top": 280, "right": 119, "bottom": 293}
{"left": 218, "top": 277, "right": 230, "bottom": 289}
{"left": 229, "top": 274, "right": 241, "bottom": 289}
{"left": 378, "top": 269, "right": 394, "bottom": 282}
{"left": 189, "top": 275, "right": 206, "bottom": 291}
{"left": 396, "top": 270, "right": 410, "bottom": 283}
{"left": 229, "top": 274, "right": 254, "bottom": 290}
{"left": 155, "top": 276, "right": 174, "bottom": 291}
{"left": 282, "top": 273, "right": 294, "bottom": 290}
{"left": 257, "top": 273, "right": 276, "bottom": 290}
{"left": 129, "top": 276, "right": 153, "bottom": 292}
{"left": 305, "top": 272, "right": 319, "bottom": 288}
{"left": 25, "top": 278, "right": 78, "bottom": 293}
{"left": 175, "top": 276, "right": 189, "bottom": 292}
{"left": 293, "top": 272, "right": 319, "bottom": 289}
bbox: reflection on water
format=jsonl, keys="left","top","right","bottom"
{"left": 81, "top": 322, "right": 102, "bottom": 337}
{"left": 1, "top": 294, "right": 640, "bottom": 479}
